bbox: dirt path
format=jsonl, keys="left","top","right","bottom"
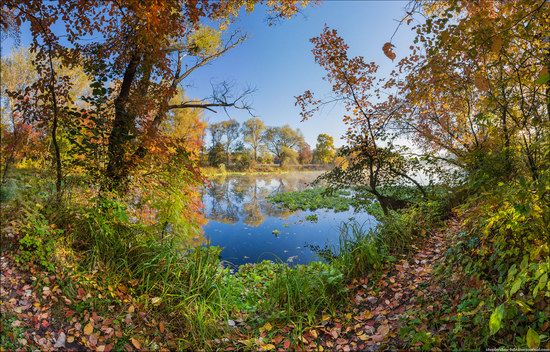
{"left": 309, "top": 219, "right": 457, "bottom": 351}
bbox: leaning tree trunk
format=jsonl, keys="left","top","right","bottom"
{"left": 104, "top": 55, "right": 140, "bottom": 192}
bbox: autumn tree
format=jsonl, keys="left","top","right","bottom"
{"left": 297, "top": 27, "right": 425, "bottom": 214}
{"left": 313, "top": 133, "right": 336, "bottom": 164}
{"left": 298, "top": 141, "right": 313, "bottom": 164}
{"left": 208, "top": 122, "right": 225, "bottom": 149}
{"left": 398, "top": 0, "right": 549, "bottom": 182}
{"left": 241, "top": 117, "right": 266, "bottom": 161}
{"left": 0, "top": 48, "right": 38, "bottom": 182}
{"left": 220, "top": 120, "right": 240, "bottom": 164}
{"left": 3, "top": 0, "right": 310, "bottom": 193}
{"left": 262, "top": 125, "right": 305, "bottom": 165}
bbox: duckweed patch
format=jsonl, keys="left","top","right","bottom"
{"left": 268, "top": 187, "right": 358, "bottom": 212}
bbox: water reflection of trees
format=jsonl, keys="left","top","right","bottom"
{"left": 202, "top": 173, "right": 320, "bottom": 227}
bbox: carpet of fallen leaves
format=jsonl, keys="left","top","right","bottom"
{"left": 2, "top": 220, "right": 456, "bottom": 351}
{"left": 227, "top": 220, "right": 457, "bottom": 351}
{"left": 0, "top": 252, "right": 175, "bottom": 351}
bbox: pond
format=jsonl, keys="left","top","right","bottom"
{"left": 201, "top": 172, "right": 377, "bottom": 266}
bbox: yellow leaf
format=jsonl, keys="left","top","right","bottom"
{"left": 261, "top": 344, "right": 276, "bottom": 351}
{"left": 262, "top": 322, "right": 273, "bottom": 332}
{"left": 128, "top": 305, "right": 135, "bottom": 313}
{"left": 310, "top": 329, "right": 318, "bottom": 338}
{"left": 83, "top": 322, "right": 93, "bottom": 335}
{"left": 363, "top": 310, "right": 373, "bottom": 319}
{"left": 151, "top": 297, "right": 162, "bottom": 306}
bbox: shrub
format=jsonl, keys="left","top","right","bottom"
{"left": 15, "top": 205, "right": 62, "bottom": 272}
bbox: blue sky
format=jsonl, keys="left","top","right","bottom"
{"left": 186, "top": 1, "right": 415, "bottom": 147}
{"left": 1, "top": 1, "right": 415, "bottom": 147}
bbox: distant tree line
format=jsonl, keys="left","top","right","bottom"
{"left": 204, "top": 117, "right": 337, "bottom": 169}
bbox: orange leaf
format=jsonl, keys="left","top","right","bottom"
{"left": 84, "top": 322, "right": 94, "bottom": 335}
{"left": 130, "top": 338, "right": 141, "bottom": 350}
{"left": 382, "top": 42, "right": 396, "bottom": 61}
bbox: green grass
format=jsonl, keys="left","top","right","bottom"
{"left": 3, "top": 171, "right": 444, "bottom": 349}
{"left": 332, "top": 221, "right": 386, "bottom": 280}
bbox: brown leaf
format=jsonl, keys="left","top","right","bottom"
{"left": 491, "top": 35, "right": 502, "bottom": 53}
{"left": 272, "top": 335, "right": 284, "bottom": 344}
{"left": 474, "top": 74, "right": 490, "bottom": 92}
{"left": 377, "top": 324, "right": 390, "bottom": 337}
{"left": 159, "top": 321, "right": 165, "bottom": 333}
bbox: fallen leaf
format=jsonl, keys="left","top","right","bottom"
{"left": 377, "top": 324, "right": 390, "bottom": 337}
{"left": 262, "top": 322, "right": 272, "bottom": 332}
{"left": 151, "top": 297, "right": 161, "bottom": 306}
{"left": 84, "top": 322, "right": 94, "bottom": 335}
{"left": 53, "top": 332, "right": 66, "bottom": 348}
{"left": 261, "top": 343, "right": 275, "bottom": 351}
{"left": 159, "top": 321, "right": 165, "bottom": 333}
{"left": 283, "top": 340, "right": 291, "bottom": 349}
{"left": 130, "top": 338, "right": 141, "bottom": 350}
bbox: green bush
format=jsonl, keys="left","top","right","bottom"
{"left": 0, "top": 179, "right": 18, "bottom": 202}
{"left": 15, "top": 205, "right": 62, "bottom": 272}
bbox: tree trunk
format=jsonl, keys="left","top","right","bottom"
{"left": 104, "top": 55, "right": 141, "bottom": 192}
{"left": 46, "top": 42, "right": 62, "bottom": 203}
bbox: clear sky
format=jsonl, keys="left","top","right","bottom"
{"left": 186, "top": 0, "right": 415, "bottom": 147}
{"left": 1, "top": 1, "right": 415, "bottom": 147}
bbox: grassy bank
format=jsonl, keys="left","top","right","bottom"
{"left": 202, "top": 164, "right": 329, "bottom": 177}
{"left": 0, "top": 170, "right": 444, "bottom": 350}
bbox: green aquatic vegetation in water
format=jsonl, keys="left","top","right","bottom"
{"left": 305, "top": 214, "right": 318, "bottom": 222}
{"left": 268, "top": 187, "right": 357, "bottom": 212}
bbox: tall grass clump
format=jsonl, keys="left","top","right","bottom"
{"left": 68, "top": 196, "right": 235, "bottom": 348}
{"left": 266, "top": 261, "right": 346, "bottom": 324}
{"left": 332, "top": 221, "right": 385, "bottom": 280}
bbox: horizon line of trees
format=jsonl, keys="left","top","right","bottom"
{"left": 204, "top": 117, "right": 337, "bottom": 169}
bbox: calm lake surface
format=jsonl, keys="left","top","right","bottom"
{"left": 202, "top": 172, "right": 376, "bottom": 266}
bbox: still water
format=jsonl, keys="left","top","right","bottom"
{"left": 202, "top": 172, "right": 376, "bottom": 266}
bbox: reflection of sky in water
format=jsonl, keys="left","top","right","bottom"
{"left": 202, "top": 173, "right": 376, "bottom": 266}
